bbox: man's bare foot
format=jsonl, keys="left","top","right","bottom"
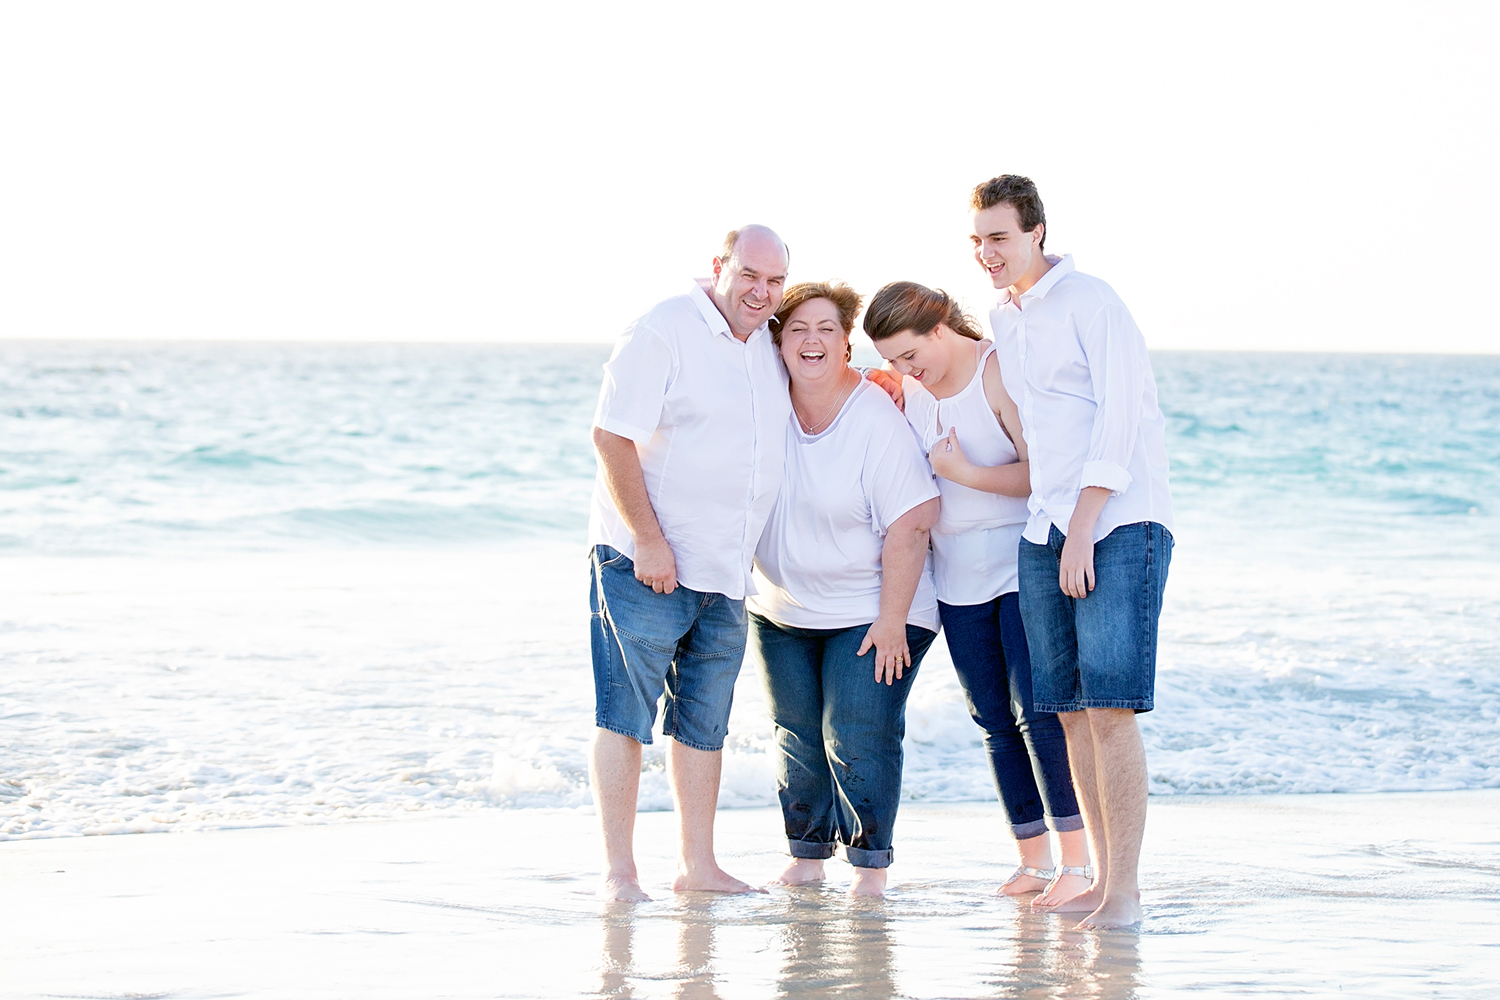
{"left": 672, "top": 864, "right": 768, "bottom": 894}
{"left": 1033, "top": 882, "right": 1103, "bottom": 913}
{"left": 599, "top": 873, "right": 651, "bottom": 902}
{"left": 1032, "top": 870, "right": 1092, "bottom": 908}
{"left": 849, "top": 867, "right": 888, "bottom": 898}
{"left": 1076, "top": 894, "right": 1142, "bottom": 929}
{"left": 997, "top": 867, "right": 1052, "bottom": 897}
{"left": 767, "top": 858, "right": 826, "bottom": 886}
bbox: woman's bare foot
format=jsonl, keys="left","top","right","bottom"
{"left": 767, "top": 858, "right": 826, "bottom": 886}
{"left": 599, "top": 873, "right": 651, "bottom": 902}
{"left": 849, "top": 867, "right": 888, "bottom": 898}
{"left": 1032, "top": 870, "right": 1092, "bottom": 908}
{"left": 1033, "top": 880, "right": 1102, "bottom": 913}
{"left": 997, "top": 866, "right": 1053, "bottom": 897}
{"left": 672, "top": 863, "right": 767, "bottom": 894}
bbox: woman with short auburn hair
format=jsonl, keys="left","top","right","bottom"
{"left": 749, "top": 280, "right": 941, "bottom": 898}
{"left": 861, "top": 280, "right": 1093, "bottom": 910}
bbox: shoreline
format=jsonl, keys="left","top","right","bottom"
{"left": 5, "top": 789, "right": 1497, "bottom": 998}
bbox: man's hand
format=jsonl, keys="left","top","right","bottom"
{"left": 927, "top": 428, "right": 971, "bottom": 485}
{"left": 857, "top": 614, "right": 911, "bottom": 685}
{"left": 632, "top": 536, "right": 678, "bottom": 595}
{"left": 1058, "top": 530, "right": 1095, "bottom": 599}
{"left": 865, "top": 368, "right": 905, "bottom": 412}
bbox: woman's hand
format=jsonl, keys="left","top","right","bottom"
{"left": 927, "top": 427, "right": 973, "bottom": 485}
{"left": 858, "top": 614, "right": 911, "bottom": 685}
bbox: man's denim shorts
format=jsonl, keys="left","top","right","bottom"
{"left": 1017, "top": 521, "right": 1173, "bottom": 714}
{"left": 589, "top": 545, "right": 748, "bottom": 752}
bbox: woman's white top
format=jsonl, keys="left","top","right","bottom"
{"left": 748, "top": 375, "right": 941, "bottom": 632}
{"left": 901, "top": 340, "right": 1030, "bottom": 605}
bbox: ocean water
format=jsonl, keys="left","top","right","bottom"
{"left": 2, "top": 342, "right": 1498, "bottom": 840}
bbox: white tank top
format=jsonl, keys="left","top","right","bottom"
{"left": 901, "top": 340, "right": 1030, "bottom": 605}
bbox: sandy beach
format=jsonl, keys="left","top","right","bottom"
{"left": 4, "top": 789, "right": 1496, "bottom": 998}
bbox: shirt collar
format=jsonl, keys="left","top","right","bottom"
{"left": 998, "top": 254, "right": 1073, "bottom": 309}
{"left": 691, "top": 280, "right": 738, "bottom": 341}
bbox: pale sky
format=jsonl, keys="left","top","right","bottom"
{"left": 3, "top": 1, "right": 1497, "bottom": 352}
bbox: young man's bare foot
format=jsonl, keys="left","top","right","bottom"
{"left": 1031, "top": 870, "right": 1092, "bottom": 908}
{"left": 672, "top": 864, "right": 768, "bottom": 894}
{"left": 767, "top": 858, "right": 826, "bottom": 886}
{"left": 997, "top": 866, "right": 1052, "bottom": 897}
{"left": 599, "top": 873, "right": 651, "bottom": 902}
{"left": 849, "top": 867, "right": 888, "bottom": 898}
{"left": 1076, "top": 894, "right": 1142, "bottom": 930}
{"left": 1033, "top": 882, "right": 1102, "bottom": 913}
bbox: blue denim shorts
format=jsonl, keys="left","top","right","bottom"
{"left": 1017, "top": 521, "right": 1173, "bottom": 714}
{"left": 589, "top": 545, "right": 748, "bottom": 751}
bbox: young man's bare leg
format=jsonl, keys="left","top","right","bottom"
{"left": 667, "top": 738, "right": 764, "bottom": 893}
{"left": 1077, "top": 707, "right": 1147, "bottom": 929}
{"left": 1034, "top": 710, "right": 1107, "bottom": 913}
{"left": 591, "top": 728, "right": 651, "bottom": 901}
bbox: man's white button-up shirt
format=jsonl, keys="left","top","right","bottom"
{"left": 589, "top": 281, "right": 791, "bottom": 600}
{"left": 988, "top": 255, "right": 1174, "bottom": 545}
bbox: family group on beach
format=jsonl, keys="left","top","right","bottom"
{"left": 586, "top": 175, "right": 1173, "bottom": 931}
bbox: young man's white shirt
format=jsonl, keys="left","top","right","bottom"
{"left": 748, "top": 376, "right": 940, "bottom": 632}
{"left": 589, "top": 281, "right": 791, "bottom": 600}
{"left": 988, "top": 255, "right": 1174, "bottom": 545}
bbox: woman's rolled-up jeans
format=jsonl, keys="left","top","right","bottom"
{"left": 749, "top": 612, "right": 937, "bottom": 869}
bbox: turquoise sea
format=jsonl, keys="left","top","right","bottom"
{"left": 2, "top": 343, "right": 1498, "bottom": 838}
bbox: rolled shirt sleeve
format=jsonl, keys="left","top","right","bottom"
{"left": 593, "top": 322, "right": 674, "bottom": 445}
{"left": 1079, "top": 303, "right": 1146, "bottom": 496}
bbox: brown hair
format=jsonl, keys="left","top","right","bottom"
{"left": 862, "top": 281, "right": 982, "bottom": 344}
{"left": 970, "top": 174, "right": 1046, "bottom": 252}
{"left": 771, "top": 281, "right": 862, "bottom": 360}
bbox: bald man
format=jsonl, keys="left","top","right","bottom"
{"left": 587, "top": 226, "right": 791, "bottom": 900}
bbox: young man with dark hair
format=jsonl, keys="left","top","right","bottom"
{"left": 970, "top": 174, "right": 1174, "bottom": 929}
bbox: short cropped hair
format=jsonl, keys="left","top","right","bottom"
{"left": 862, "top": 281, "right": 983, "bottom": 344}
{"left": 770, "top": 281, "right": 863, "bottom": 360}
{"left": 970, "top": 174, "right": 1047, "bottom": 251}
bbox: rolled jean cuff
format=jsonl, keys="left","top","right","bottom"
{"left": 838, "top": 844, "right": 894, "bottom": 869}
{"left": 1012, "top": 818, "right": 1049, "bottom": 841}
{"left": 787, "top": 839, "right": 835, "bottom": 860}
{"left": 1050, "top": 813, "right": 1085, "bottom": 834}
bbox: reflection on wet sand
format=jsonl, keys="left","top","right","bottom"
{"left": 772, "top": 890, "right": 896, "bottom": 999}
{"left": 594, "top": 886, "right": 1140, "bottom": 999}
{"left": 990, "top": 902, "right": 1143, "bottom": 1000}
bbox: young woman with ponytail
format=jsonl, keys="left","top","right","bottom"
{"left": 861, "top": 281, "right": 1093, "bottom": 910}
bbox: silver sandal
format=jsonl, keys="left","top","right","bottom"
{"left": 1043, "top": 865, "right": 1095, "bottom": 891}
{"left": 1001, "top": 865, "right": 1056, "bottom": 889}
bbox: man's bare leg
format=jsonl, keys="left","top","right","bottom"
{"left": 768, "top": 858, "right": 826, "bottom": 886}
{"left": 1076, "top": 708, "right": 1147, "bottom": 929}
{"left": 1034, "top": 710, "right": 1107, "bottom": 913}
{"left": 591, "top": 728, "right": 651, "bottom": 901}
{"left": 667, "top": 739, "right": 764, "bottom": 893}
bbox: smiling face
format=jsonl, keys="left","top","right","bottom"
{"left": 777, "top": 297, "right": 850, "bottom": 389}
{"left": 873, "top": 325, "right": 956, "bottom": 387}
{"left": 711, "top": 230, "right": 788, "bottom": 340}
{"left": 970, "top": 202, "right": 1045, "bottom": 292}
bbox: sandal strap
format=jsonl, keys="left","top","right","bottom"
{"left": 1014, "top": 865, "right": 1056, "bottom": 880}
{"left": 1052, "top": 865, "right": 1094, "bottom": 880}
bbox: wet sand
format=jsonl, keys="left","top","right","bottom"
{"left": 3, "top": 790, "right": 1497, "bottom": 999}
